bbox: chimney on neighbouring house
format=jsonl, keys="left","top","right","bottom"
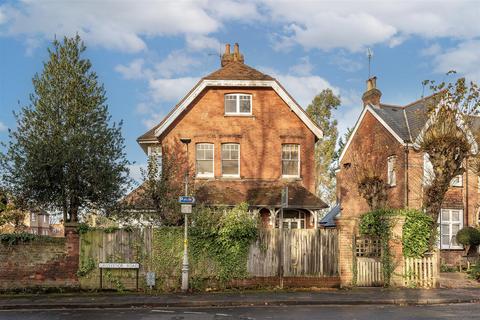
{"left": 221, "top": 42, "right": 244, "bottom": 67}
{"left": 362, "top": 76, "right": 382, "bottom": 106}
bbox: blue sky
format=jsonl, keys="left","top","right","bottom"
{"left": 1, "top": 0, "right": 479, "bottom": 184}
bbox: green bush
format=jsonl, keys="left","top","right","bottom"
{"left": 0, "top": 232, "right": 36, "bottom": 245}
{"left": 456, "top": 227, "right": 480, "bottom": 246}
{"left": 402, "top": 209, "right": 434, "bottom": 258}
{"left": 467, "top": 264, "right": 480, "bottom": 281}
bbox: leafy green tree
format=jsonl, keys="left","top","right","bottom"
{"left": 306, "top": 89, "right": 341, "bottom": 204}
{"left": 1, "top": 35, "right": 130, "bottom": 223}
{"left": 120, "top": 144, "right": 191, "bottom": 226}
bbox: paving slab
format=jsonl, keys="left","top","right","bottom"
{"left": 1, "top": 288, "right": 480, "bottom": 310}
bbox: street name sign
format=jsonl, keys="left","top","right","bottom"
{"left": 179, "top": 196, "right": 195, "bottom": 204}
{"left": 98, "top": 262, "right": 139, "bottom": 269}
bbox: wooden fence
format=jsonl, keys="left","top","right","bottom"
{"left": 356, "top": 257, "right": 383, "bottom": 286}
{"left": 247, "top": 228, "right": 338, "bottom": 277}
{"left": 404, "top": 252, "right": 438, "bottom": 288}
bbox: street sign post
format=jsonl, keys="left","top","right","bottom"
{"left": 181, "top": 204, "right": 192, "bottom": 214}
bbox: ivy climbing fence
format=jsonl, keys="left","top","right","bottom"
{"left": 78, "top": 227, "right": 339, "bottom": 291}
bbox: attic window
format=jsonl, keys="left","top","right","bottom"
{"left": 225, "top": 94, "right": 252, "bottom": 115}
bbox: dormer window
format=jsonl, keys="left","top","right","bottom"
{"left": 225, "top": 94, "right": 252, "bottom": 115}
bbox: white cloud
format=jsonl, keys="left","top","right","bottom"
{"left": 421, "top": 43, "right": 442, "bottom": 57}
{"left": 155, "top": 51, "right": 199, "bottom": 78}
{"left": 433, "top": 40, "right": 480, "bottom": 81}
{"left": 0, "top": 121, "right": 7, "bottom": 132}
{"left": 149, "top": 77, "right": 199, "bottom": 103}
{"left": 289, "top": 56, "right": 313, "bottom": 76}
{"left": 115, "top": 59, "right": 148, "bottom": 80}
{"left": 186, "top": 34, "right": 222, "bottom": 52}
{"left": 330, "top": 53, "right": 363, "bottom": 73}
{"left": 262, "top": 0, "right": 480, "bottom": 52}
{"left": 0, "top": 1, "right": 225, "bottom": 53}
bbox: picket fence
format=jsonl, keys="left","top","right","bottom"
{"left": 404, "top": 252, "right": 438, "bottom": 288}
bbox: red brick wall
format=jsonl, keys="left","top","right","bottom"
{"left": 337, "top": 110, "right": 406, "bottom": 219}
{"left": 159, "top": 87, "right": 317, "bottom": 193}
{"left": 0, "top": 226, "right": 79, "bottom": 291}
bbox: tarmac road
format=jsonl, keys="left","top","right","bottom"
{"left": 0, "top": 303, "right": 480, "bottom": 320}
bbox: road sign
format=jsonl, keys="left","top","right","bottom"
{"left": 179, "top": 196, "right": 195, "bottom": 204}
{"left": 146, "top": 272, "right": 156, "bottom": 288}
{"left": 181, "top": 204, "right": 192, "bottom": 214}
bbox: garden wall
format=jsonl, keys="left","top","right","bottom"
{"left": 0, "top": 226, "right": 79, "bottom": 291}
{"left": 78, "top": 227, "right": 339, "bottom": 291}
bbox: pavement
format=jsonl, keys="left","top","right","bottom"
{"left": 1, "top": 288, "right": 480, "bottom": 310}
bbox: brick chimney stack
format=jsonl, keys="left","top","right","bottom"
{"left": 221, "top": 43, "right": 244, "bottom": 67}
{"left": 362, "top": 76, "right": 382, "bottom": 106}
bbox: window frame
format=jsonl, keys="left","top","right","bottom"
{"left": 450, "top": 174, "right": 463, "bottom": 187}
{"left": 281, "top": 144, "right": 300, "bottom": 178}
{"left": 224, "top": 93, "right": 252, "bottom": 116}
{"left": 221, "top": 143, "right": 240, "bottom": 177}
{"left": 439, "top": 208, "right": 464, "bottom": 250}
{"left": 387, "top": 155, "right": 397, "bottom": 187}
{"left": 196, "top": 143, "right": 215, "bottom": 178}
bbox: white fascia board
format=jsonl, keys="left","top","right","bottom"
{"left": 338, "top": 105, "right": 406, "bottom": 164}
{"left": 153, "top": 79, "right": 323, "bottom": 139}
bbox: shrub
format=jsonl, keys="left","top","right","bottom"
{"left": 467, "top": 264, "right": 480, "bottom": 281}
{"left": 0, "top": 232, "right": 36, "bottom": 245}
{"left": 402, "top": 209, "right": 434, "bottom": 258}
{"left": 456, "top": 227, "right": 480, "bottom": 246}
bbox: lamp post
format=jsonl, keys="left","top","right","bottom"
{"left": 180, "top": 138, "right": 191, "bottom": 292}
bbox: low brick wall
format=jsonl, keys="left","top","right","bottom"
{"left": 229, "top": 276, "right": 340, "bottom": 289}
{"left": 0, "top": 226, "right": 79, "bottom": 291}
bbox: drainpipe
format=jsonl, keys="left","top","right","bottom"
{"left": 404, "top": 143, "right": 410, "bottom": 208}
{"left": 465, "top": 157, "right": 469, "bottom": 226}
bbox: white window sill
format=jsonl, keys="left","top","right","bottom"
{"left": 221, "top": 175, "right": 240, "bottom": 179}
{"left": 440, "top": 246, "right": 464, "bottom": 250}
{"left": 224, "top": 113, "right": 253, "bottom": 117}
{"left": 282, "top": 175, "right": 301, "bottom": 179}
{"left": 196, "top": 175, "right": 214, "bottom": 179}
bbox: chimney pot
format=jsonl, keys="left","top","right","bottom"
{"left": 362, "top": 76, "right": 382, "bottom": 106}
{"left": 234, "top": 43, "right": 239, "bottom": 55}
{"left": 225, "top": 43, "right": 230, "bottom": 55}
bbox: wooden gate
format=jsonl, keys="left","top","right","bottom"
{"left": 355, "top": 237, "right": 383, "bottom": 286}
{"left": 247, "top": 229, "right": 338, "bottom": 277}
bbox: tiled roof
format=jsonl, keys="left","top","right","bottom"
{"left": 123, "top": 181, "right": 328, "bottom": 210}
{"left": 319, "top": 203, "right": 340, "bottom": 228}
{"left": 204, "top": 61, "right": 274, "bottom": 81}
{"left": 195, "top": 181, "right": 328, "bottom": 209}
{"left": 368, "top": 95, "right": 436, "bottom": 143}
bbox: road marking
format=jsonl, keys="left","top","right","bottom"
{"left": 151, "top": 309, "right": 174, "bottom": 313}
{"left": 184, "top": 311, "right": 206, "bottom": 314}
{"left": 215, "top": 313, "right": 231, "bottom": 317}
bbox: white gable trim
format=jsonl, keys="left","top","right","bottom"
{"left": 153, "top": 79, "right": 323, "bottom": 139}
{"left": 338, "top": 105, "right": 406, "bottom": 163}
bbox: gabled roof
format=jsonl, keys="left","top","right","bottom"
{"left": 338, "top": 95, "right": 438, "bottom": 163}
{"left": 137, "top": 62, "right": 323, "bottom": 144}
{"left": 204, "top": 61, "right": 274, "bottom": 81}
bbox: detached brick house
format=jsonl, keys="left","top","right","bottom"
{"left": 336, "top": 77, "right": 480, "bottom": 265}
{"left": 132, "top": 43, "right": 328, "bottom": 229}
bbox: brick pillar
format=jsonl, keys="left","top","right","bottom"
{"left": 336, "top": 217, "right": 357, "bottom": 287}
{"left": 64, "top": 223, "right": 80, "bottom": 286}
{"left": 389, "top": 215, "right": 405, "bottom": 287}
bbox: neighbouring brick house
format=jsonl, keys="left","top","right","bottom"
{"left": 336, "top": 76, "right": 480, "bottom": 270}
{"left": 129, "top": 43, "right": 328, "bottom": 228}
